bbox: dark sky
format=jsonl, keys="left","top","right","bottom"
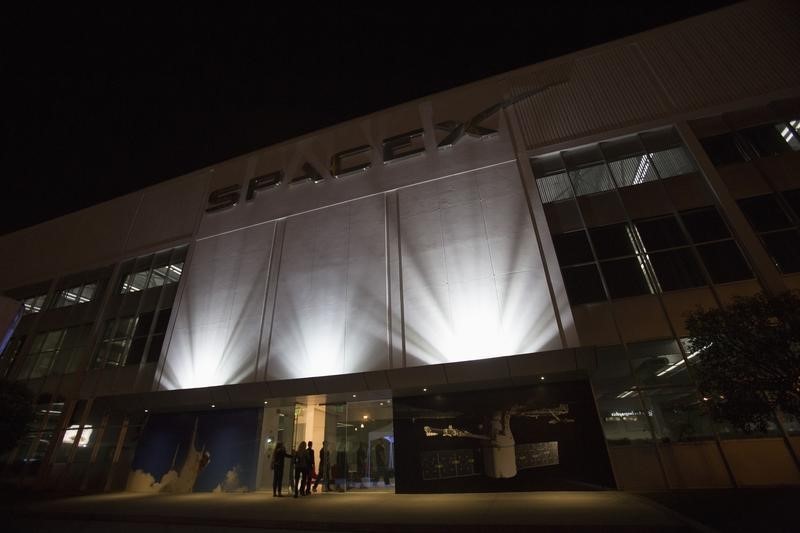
{"left": 0, "top": 2, "right": 738, "bottom": 236}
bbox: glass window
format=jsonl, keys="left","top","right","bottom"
{"left": 27, "top": 330, "right": 65, "bottom": 379}
{"left": 536, "top": 172, "right": 573, "bottom": 204}
{"left": 146, "top": 335, "right": 165, "bottom": 363}
{"left": 146, "top": 267, "right": 168, "bottom": 289}
{"left": 595, "top": 391, "right": 654, "bottom": 445}
{"left": 649, "top": 249, "right": 707, "bottom": 291}
{"left": 715, "top": 411, "right": 783, "bottom": 439}
{"left": 607, "top": 154, "right": 658, "bottom": 188}
{"left": 79, "top": 283, "right": 97, "bottom": 302}
{"left": 634, "top": 216, "right": 687, "bottom": 251}
{"left": 125, "top": 337, "right": 147, "bottom": 366}
{"left": 552, "top": 231, "right": 594, "bottom": 265}
{"left": 599, "top": 258, "right": 651, "bottom": 298}
{"left": 94, "top": 317, "right": 135, "bottom": 368}
{"left": 680, "top": 207, "right": 730, "bottom": 243}
{"left": 700, "top": 133, "right": 748, "bottom": 166}
{"left": 125, "top": 311, "right": 154, "bottom": 367}
{"left": 24, "top": 326, "right": 91, "bottom": 378}
{"left": 737, "top": 195, "right": 792, "bottom": 232}
{"left": 761, "top": 229, "right": 800, "bottom": 273}
{"left": 120, "top": 259, "right": 184, "bottom": 294}
{"left": 696, "top": 241, "right": 753, "bottom": 283}
{"left": 649, "top": 146, "right": 696, "bottom": 179}
{"left": 738, "top": 123, "right": 797, "bottom": 157}
{"left": 569, "top": 163, "right": 615, "bottom": 197}
{"left": 152, "top": 308, "right": 171, "bottom": 334}
{"left": 53, "top": 286, "right": 80, "bottom": 308}
{"left": 22, "top": 294, "right": 47, "bottom": 315}
{"left": 121, "top": 271, "right": 149, "bottom": 293}
{"left": 641, "top": 388, "right": 715, "bottom": 442}
{"left": 0, "top": 335, "right": 26, "bottom": 377}
{"left": 778, "top": 119, "right": 800, "bottom": 150}
{"left": 594, "top": 345, "right": 632, "bottom": 383}
{"left": 53, "top": 281, "right": 98, "bottom": 309}
{"left": 628, "top": 339, "right": 692, "bottom": 387}
{"left": 589, "top": 224, "right": 635, "bottom": 260}
{"left": 561, "top": 264, "right": 606, "bottom": 305}
{"left": 783, "top": 188, "right": 800, "bottom": 219}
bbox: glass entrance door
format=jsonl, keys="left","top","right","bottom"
{"left": 257, "top": 395, "right": 395, "bottom": 493}
{"left": 257, "top": 404, "right": 295, "bottom": 493}
{"left": 328, "top": 398, "right": 394, "bottom": 492}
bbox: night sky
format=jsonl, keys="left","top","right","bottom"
{"left": 1, "top": 2, "right": 738, "bottom": 236}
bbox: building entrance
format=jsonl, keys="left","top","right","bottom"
{"left": 257, "top": 396, "right": 394, "bottom": 494}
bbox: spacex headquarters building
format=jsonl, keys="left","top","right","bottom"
{"left": 1, "top": 0, "right": 799, "bottom": 494}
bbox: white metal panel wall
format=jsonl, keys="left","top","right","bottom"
{"left": 195, "top": 85, "right": 515, "bottom": 240}
{"left": 398, "top": 162, "right": 561, "bottom": 367}
{"left": 124, "top": 171, "right": 210, "bottom": 253}
{"left": 267, "top": 196, "right": 388, "bottom": 380}
{"left": 157, "top": 161, "right": 563, "bottom": 389}
{"left": 160, "top": 221, "right": 275, "bottom": 389}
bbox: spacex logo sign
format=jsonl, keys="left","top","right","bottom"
{"left": 205, "top": 87, "right": 553, "bottom": 213}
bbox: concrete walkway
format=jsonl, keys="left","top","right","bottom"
{"left": 10, "top": 490, "right": 706, "bottom": 532}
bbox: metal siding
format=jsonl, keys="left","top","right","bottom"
{"left": 512, "top": 0, "right": 800, "bottom": 150}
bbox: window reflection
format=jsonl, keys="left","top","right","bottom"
{"left": 640, "top": 388, "right": 715, "bottom": 442}
{"left": 22, "top": 294, "right": 47, "bottom": 315}
{"left": 53, "top": 282, "right": 98, "bottom": 308}
{"left": 121, "top": 260, "right": 184, "bottom": 293}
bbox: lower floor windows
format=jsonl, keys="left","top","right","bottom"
{"left": 696, "top": 241, "right": 754, "bottom": 283}
{"left": 15, "top": 326, "right": 90, "bottom": 380}
{"left": 561, "top": 264, "right": 606, "bottom": 305}
{"left": 736, "top": 191, "right": 800, "bottom": 274}
{"left": 760, "top": 229, "right": 800, "bottom": 274}
{"left": 553, "top": 207, "right": 754, "bottom": 305}
{"left": 94, "top": 308, "right": 171, "bottom": 369}
{"left": 648, "top": 249, "right": 706, "bottom": 291}
{"left": 599, "top": 257, "right": 651, "bottom": 299}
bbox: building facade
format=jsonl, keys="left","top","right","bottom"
{"left": 1, "top": 0, "right": 799, "bottom": 493}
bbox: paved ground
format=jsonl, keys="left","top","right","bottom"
{"left": 8, "top": 490, "right": 707, "bottom": 532}
{"left": 640, "top": 488, "right": 798, "bottom": 533}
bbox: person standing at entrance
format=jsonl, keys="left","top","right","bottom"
{"left": 374, "top": 439, "right": 390, "bottom": 486}
{"left": 293, "top": 441, "right": 308, "bottom": 498}
{"left": 271, "top": 442, "right": 291, "bottom": 497}
{"left": 356, "top": 442, "right": 367, "bottom": 488}
{"left": 305, "top": 441, "right": 315, "bottom": 496}
{"left": 313, "top": 441, "right": 330, "bottom": 492}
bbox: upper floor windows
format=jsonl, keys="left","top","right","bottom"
{"left": 737, "top": 190, "right": 800, "bottom": 274}
{"left": 92, "top": 308, "right": 171, "bottom": 368}
{"left": 119, "top": 247, "right": 186, "bottom": 294}
{"left": 52, "top": 282, "right": 98, "bottom": 308}
{"left": 22, "top": 294, "right": 47, "bottom": 315}
{"left": 15, "top": 325, "right": 91, "bottom": 380}
{"left": 533, "top": 128, "right": 696, "bottom": 205}
{"left": 699, "top": 119, "right": 800, "bottom": 167}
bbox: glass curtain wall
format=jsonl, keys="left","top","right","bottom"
{"left": 259, "top": 397, "right": 394, "bottom": 494}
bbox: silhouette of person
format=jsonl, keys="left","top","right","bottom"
{"left": 305, "top": 441, "right": 315, "bottom": 495}
{"left": 374, "top": 439, "right": 390, "bottom": 486}
{"left": 356, "top": 442, "right": 366, "bottom": 487}
{"left": 313, "top": 440, "right": 330, "bottom": 492}
{"left": 335, "top": 439, "right": 347, "bottom": 491}
{"left": 293, "top": 441, "right": 307, "bottom": 498}
{"left": 271, "top": 442, "right": 291, "bottom": 497}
